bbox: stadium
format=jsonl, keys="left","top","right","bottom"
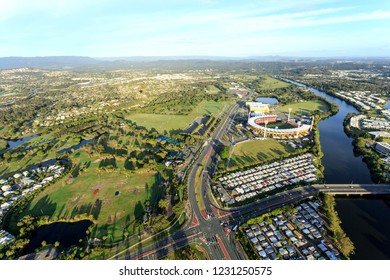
{"left": 246, "top": 102, "right": 312, "bottom": 138}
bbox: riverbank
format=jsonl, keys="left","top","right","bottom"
{"left": 283, "top": 79, "right": 390, "bottom": 259}
{"left": 335, "top": 198, "right": 390, "bottom": 259}
{"left": 319, "top": 193, "right": 354, "bottom": 258}
{"left": 343, "top": 114, "right": 389, "bottom": 183}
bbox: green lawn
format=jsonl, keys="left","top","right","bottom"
{"left": 206, "top": 85, "right": 220, "bottom": 94}
{"left": 128, "top": 100, "right": 229, "bottom": 133}
{"left": 266, "top": 122, "right": 295, "bottom": 129}
{"left": 6, "top": 152, "right": 159, "bottom": 242}
{"left": 258, "top": 76, "right": 290, "bottom": 90}
{"left": 277, "top": 100, "right": 329, "bottom": 116}
{"left": 189, "top": 100, "right": 228, "bottom": 117}
{"left": 228, "top": 139, "right": 294, "bottom": 170}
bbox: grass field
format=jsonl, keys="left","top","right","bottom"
{"left": 7, "top": 151, "right": 159, "bottom": 242}
{"left": 206, "top": 85, "right": 220, "bottom": 94}
{"left": 228, "top": 139, "right": 294, "bottom": 170}
{"left": 277, "top": 100, "right": 329, "bottom": 116}
{"left": 382, "top": 138, "right": 390, "bottom": 144}
{"left": 258, "top": 76, "right": 290, "bottom": 90}
{"left": 128, "top": 100, "right": 229, "bottom": 132}
{"left": 266, "top": 122, "right": 295, "bottom": 129}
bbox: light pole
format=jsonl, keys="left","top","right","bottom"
{"left": 264, "top": 120, "right": 268, "bottom": 139}
{"left": 288, "top": 108, "right": 292, "bottom": 123}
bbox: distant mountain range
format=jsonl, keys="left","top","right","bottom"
{"left": 0, "top": 56, "right": 101, "bottom": 69}
{"left": 0, "top": 56, "right": 389, "bottom": 70}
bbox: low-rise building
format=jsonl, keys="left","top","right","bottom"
{"left": 375, "top": 142, "right": 390, "bottom": 156}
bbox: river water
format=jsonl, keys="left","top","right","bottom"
{"left": 286, "top": 79, "right": 390, "bottom": 259}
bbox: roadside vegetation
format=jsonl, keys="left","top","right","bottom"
{"left": 163, "top": 244, "right": 208, "bottom": 260}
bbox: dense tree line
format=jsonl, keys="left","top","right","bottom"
{"left": 320, "top": 193, "right": 355, "bottom": 258}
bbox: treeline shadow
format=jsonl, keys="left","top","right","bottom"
{"left": 99, "top": 157, "right": 117, "bottom": 169}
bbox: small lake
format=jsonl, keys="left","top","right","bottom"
{"left": 7, "top": 134, "right": 39, "bottom": 149}
{"left": 57, "top": 139, "right": 93, "bottom": 154}
{"left": 256, "top": 97, "right": 278, "bottom": 105}
{"left": 385, "top": 102, "right": 390, "bottom": 109}
{"left": 26, "top": 220, "right": 93, "bottom": 253}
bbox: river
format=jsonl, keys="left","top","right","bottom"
{"left": 285, "top": 79, "right": 390, "bottom": 259}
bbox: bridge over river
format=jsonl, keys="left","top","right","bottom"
{"left": 313, "top": 184, "right": 390, "bottom": 196}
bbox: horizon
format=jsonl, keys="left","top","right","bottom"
{"left": 1, "top": 0, "right": 390, "bottom": 58}
{"left": 2, "top": 54, "right": 390, "bottom": 60}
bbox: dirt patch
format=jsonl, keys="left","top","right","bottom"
{"left": 66, "top": 176, "right": 75, "bottom": 184}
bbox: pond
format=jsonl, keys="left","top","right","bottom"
{"left": 255, "top": 97, "right": 278, "bottom": 105}
{"left": 26, "top": 220, "right": 93, "bottom": 254}
{"left": 6, "top": 134, "right": 39, "bottom": 149}
{"left": 57, "top": 139, "right": 93, "bottom": 154}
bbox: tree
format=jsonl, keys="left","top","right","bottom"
{"left": 158, "top": 198, "right": 170, "bottom": 214}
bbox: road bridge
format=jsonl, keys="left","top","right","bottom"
{"left": 313, "top": 184, "right": 390, "bottom": 196}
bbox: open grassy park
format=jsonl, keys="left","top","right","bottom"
{"left": 228, "top": 139, "right": 295, "bottom": 170}
{"left": 257, "top": 76, "right": 290, "bottom": 90}
{"left": 277, "top": 100, "right": 329, "bottom": 116}
{"left": 127, "top": 100, "right": 229, "bottom": 132}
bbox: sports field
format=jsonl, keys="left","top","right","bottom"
{"left": 277, "top": 100, "right": 329, "bottom": 116}
{"left": 128, "top": 100, "right": 229, "bottom": 132}
{"left": 228, "top": 139, "right": 294, "bottom": 170}
{"left": 265, "top": 122, "right": 295, "bottom": 129}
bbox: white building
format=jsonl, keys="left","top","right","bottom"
{"left": 375, "top": 142, "right": 390, "bottom": 156}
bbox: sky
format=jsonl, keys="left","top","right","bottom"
{"left": 0, "top": 0, "right": 390, "bottom": 57}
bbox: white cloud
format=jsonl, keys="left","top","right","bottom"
{"left": 219, "top": 9, "right": 390, "bottom": 34}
